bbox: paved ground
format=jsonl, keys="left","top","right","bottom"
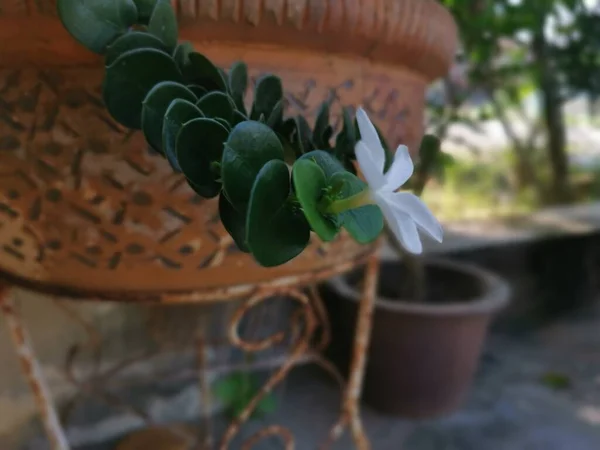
{"left": 222, "top": 305, "right": 600, "bottom": 450}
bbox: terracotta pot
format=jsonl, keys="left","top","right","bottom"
{"left": 322, "top": 258, "right": 510, "bottom": 418}
{"left": 0, "top": 1, "right": 457, "bottom": 300}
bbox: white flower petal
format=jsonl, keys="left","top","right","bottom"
{"left": 383, "top": 145, "right": 414, "bottom": 190}
{"left": 397, "top": 214, "right": 423, "bottom": 254}
{"left": 356, "top": 108, "right": 386, "bottom": 171}
{"left": 355, "top": 140, "right": 386, "bottom": 190}
{"left": 387, "top": 192, "right": 443, "bottom": 242}
{"left": 375, "top": 193, "right": 423, "bottom": 254}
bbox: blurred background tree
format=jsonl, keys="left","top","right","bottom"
{"left": 435, "top": 0, "right": 600, "bottom": 205}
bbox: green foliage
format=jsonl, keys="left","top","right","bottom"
{"left": 148, "top": 0, "right": 178, "bottom": 51}
{"left": 133, "top": 0, "right": 156, "bottom": 24}
{"left": 293, "top": 159, "right": 340, "bottom": 241}
{"left": 105, "top": 31, "right": 168, "bottom": 66}
{"left": 58, "top": 0, "right": 137, "bottom": 54}
{"left": 103, "top": 48, "right": 183, "bottom": 129}
{"left": 313, "top": 102, "right": 333, "bottom": 149}
{"left": 221, "top": 121, "right": 285, "bottom": 212}
{"left": 251, "top": 75, "right": 283, "bottom": 123}
{"left": 56, "top": 0, "right": 404, "bottom": 267}
{"left": 196, "top": 91, "right": 236, "bottom": 124}
{"left": 162, "top": 99, "right": 203, "bottom": 171}
{"left": 213, "top": 372, "right": 277, "bottom": 420}
{"left": 328, "top": 172, "right": 384, "bottom": 244}
{"left": 142, "top": 81, "right": 197, "bottom": 153}
{"left": 219, "top": 193, "right": 250, "bottom": 252}
{"left": 247, "top": 160, "right": 310, "bottom": 267}
{"left": 182, "top": 52, "right": 228, "bottom": 92}
{"left": 177, "top": 118, "right": 229, "bottom": 198}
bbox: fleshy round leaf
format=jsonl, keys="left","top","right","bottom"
{"left": 214, "top": 118, "right": 232, "bottom": 131}
{"left": 183, "top": 52, "right": 227, "bottom": 92}
{"left": 295, "top": 115, "right": 314, "bottom": 155}
{"left": 142, "top": 81, "right": 196, "bottom": 153}
{"left": 266, "top": 100, "right": 284, "bottom": 128}
{"left": 177, "top": 118, "right": 229, "bottom": 198}
{"left": 250, "top": 75, "right": 283, "bottom": 121}
{"left": 105, "top": 31, "right": 168, "bottom": 66}
{"left": 219, "top": 193, "right": 250, "bottom": 252}
{"left": 163, "top": 99, "right": 203, "bottom": 171}
{"left": 298, "top": 150, "right": 345, "bottom": 179}
{"left": 103, "top": 48, "right": 183, "bottom": 129}
{"left": 334, "top": 106, "right": 356, "bottom": 158}
{"left": 228, "top": 61, "right": 248, "bottom": 114}
{"left": 293, "top": 159, "right": 339, "bottom": 241}
{"left": 148, "top": 0, "right": 178, "bottom": 51}
{"left": 247, "top": 160, "right": 310, "bottom": 267}
{"left": 57, "top": 0, "right": 137, "bottom": 54}
{"left": 313, "top": 102, "right": 331, "bottom": 148}
{"left": 173, "top": 41, "right": 194, "bottom": 71}
{"left": 187, "top": 84, "right": 208, "bottom": 98}
{"left": 196, "top": 91, "right": 235, "bottom": 124}
{"left": 330, "top": 171, "right": 384, "bottom": 244}
{"left": 221, "top": 121, "right": 285, "bottom": 211}
{"left": 133, "top": 0, "right": 156, "bottom": 24}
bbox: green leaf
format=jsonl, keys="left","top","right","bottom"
{"left": 228, "top": 61, "right": 248, "bottom": 114}
{"left": 177, "top": 118, "right": 229, "bottom": 198}
{"left": 57, "top": 0, "right": 137, "bottom": 54}
{"left": 183, "top": 52, "right": 227, "bottom": 92}
{"left": 221, "top": 121, "right": 285, "bottom": 211}
{"left": 133, "top": 0, "right": 156, "bottom": 24}
{"left": 219, "top": 193, "right": 250, "bottom": 252}
{"left": 196, "top": 91, "right": 235, "bottom": 124}
{"left": 214, "top": 117, "right": 232, "bottom": 131}
{"left": 186, "top": 84, "right": 208, "bottom": 98}
{"left": 247, "top": 160, "right": 310, "bottom": 267}
{"left": 293, "top": 159, "right": 339, "bottom": 241}
{"left": 212, "top": 373, "right": 245, "bottom": 404}
{"left": 148, "top": 0, "right": 178, "bottom": 51}
{"left": 250, "top": 75, "right": 283, "bottom": 121}
{"left": 266, "top": 100, "right": 284, "bottom": 128}
{"left": 173, "top": 41, "right": 194, "bottom": 72}
{"left": 105, "top": 31, "right": 168, "bottom": 66}
{"left": 257, "top": 393, "right": 277, "bottom": 415}
{"left": 330, "top": 172, "right": 383, "bottom": 244}
{"left": 313, "top": 101, "right": 331, "bottom": 148}
{"left": 298, "top": 150, "right": 345, "bottom": 179}
{"left": 162, "top": 99, "right": 203, "bottom": 171}
{"left": 141, "top": 81, "right": 196, "bottom": 153}
{"left": 334, "top": 106, "right": 356, "bottom": 158}
{"left": 295, "top": 115, "right": 314, "bottom": 155}
{"left": 103, "top": 48, "right": 183, "bottom": 129}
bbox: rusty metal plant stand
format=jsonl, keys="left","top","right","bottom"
{"left": 0, "top": 247, "right": 381, "bottom": 450}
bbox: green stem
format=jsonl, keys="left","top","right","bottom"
{"left": 319, "top": 189, "right": 374, "bottom": 215}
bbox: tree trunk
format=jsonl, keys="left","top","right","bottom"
{"left": 533, "top": 33, "right": 572, "bottom": 203}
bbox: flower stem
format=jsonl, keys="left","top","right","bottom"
{"left": 319, "top": 189, "right": 374, "bottom": 215}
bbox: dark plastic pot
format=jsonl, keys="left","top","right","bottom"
{"left": 321, "top": 258, "right": 510, "bottom": 419}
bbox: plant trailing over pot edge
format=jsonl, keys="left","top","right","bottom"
{"left": 57, "top": 0, "right": 445, "bottom": 274}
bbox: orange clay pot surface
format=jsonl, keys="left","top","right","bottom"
{"left": 0, "top": 0, "right": 457, "bottom": 300}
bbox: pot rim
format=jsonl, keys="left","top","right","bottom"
{"left": 326, "top": 257, "right": 511, "bottom": 316}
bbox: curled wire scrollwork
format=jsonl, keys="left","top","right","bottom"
{"left": 219, "top": 288, "right": 317, "bottom": 450}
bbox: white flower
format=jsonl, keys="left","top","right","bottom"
{"left": 354, "top": 107, "right": 443, "bottom": 254}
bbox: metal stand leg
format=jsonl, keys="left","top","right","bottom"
{"left": 0, "top": 287, "right": 70, "bottom": 450}
{"left": 323, "top": 248, "right": 381, "bottom": 450}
